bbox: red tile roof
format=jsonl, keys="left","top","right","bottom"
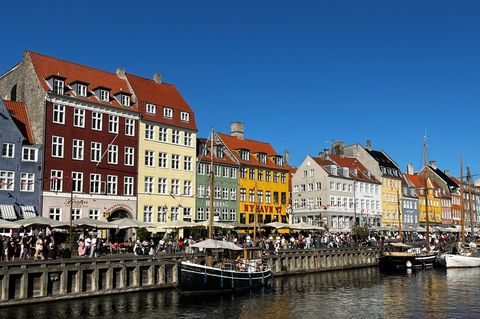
{"left": 197, "top": 139, "right": 239, "bottom": 166}
{"left": 27, "top": 51, "right": 137, "bottom": 111}
{"left": 404, "top": 174, "right": 441, "bottom": 197}
{"left": 3, "top": 100, "right": 34, "bottom": 144}
{"left": 217, "top": 133, "right": 287, "bottom": 170}
{"left": 329, "top": 154, "right": 380, "bottom": 184}
{"left": 126, "top": 73, "right": 197, "bottom": 131}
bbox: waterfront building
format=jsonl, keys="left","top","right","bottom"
{"left": 217, "top": 122, "right": 289, "bottom": 224}
{"left": 401, "top": 174, "right": 419, "bottom": 229}
{"left": 0, "top": 52, "right": 139, "bottom": 222}
{"left": 404, "top": 174, "right": 442, "bottom": 226}
{"left": 344, "top": 141, "right": 403, "bottom": 227}
{"left": 450, "top": 176, "right": 478, "bottom": 228}
{"left": 0, "top": 100, "right": 43, "bottom": 220}
{"left": 125, "top": 73, "right": 197, "bottom": 223}
{"left": 195, "top": 137, "right": 239, "bottom": 223}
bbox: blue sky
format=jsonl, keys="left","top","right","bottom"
{"left": 1, "top": 1, "right": 479, "bottom": 177}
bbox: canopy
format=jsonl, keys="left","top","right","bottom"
{"left": 73, "top": 217, "right": 118, "bottom": 229}
{"left": 290, "top": 222, "right": 325, "bottom": 231}
{"left": 196, "top": 220, "right": 235, "bottom": 229}
{"left": 191, "top": 239, "right": 243, "bottom": 251}
{"left": 110, "top": 218, "right": 154, "bottom": 230}
{"left": 0, "top": 219, "right": 22, "bottom": 229}
{"left": 20, "top": 216, "right": 69, "bottom": 228}
{"left": 264, "top": 222, "right": 291, "bottom": 229}
{"left": 155, "top": 219, "right": 201, "bottom": 230}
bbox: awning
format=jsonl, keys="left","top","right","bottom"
{"left": 0, "top": 205, "right": 17, "bottom": 220}
{"left": 21, "top": 205, "right": 37, "bottom": 219}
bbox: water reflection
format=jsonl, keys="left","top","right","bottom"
{"left": 3, "top": 268, "right": 480, "bottom": 319}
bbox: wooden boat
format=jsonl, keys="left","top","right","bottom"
{"left": 379, "top": 242, "right": 436, "bottom": 269}
{"left": 437, "top": 253, "right": 480, "bottom": 268}
{"left": 179, "top": 239, "right": 272, "bottom": 294}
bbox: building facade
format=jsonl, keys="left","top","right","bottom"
{"left": 401, "top": 175, "right": 419, "bottom": 229}
{"left": 404, "top": 174, "right": 442, "bottom": 226}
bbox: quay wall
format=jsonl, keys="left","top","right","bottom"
{"left": 0, "top": 248, "right": 379, "bottom": 307}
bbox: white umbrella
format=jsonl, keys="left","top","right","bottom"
{"left": 110, "top": 218, "right": 154, "bottom": 230}
{"left": 191, "top": 239, "right": 243, "bottom": 251}
{"left": 290, "top": 222, "right": 325, "bottom": 231}
{"left": 264, "top": 222, "right": 291, "bottom": 229}
{"left": 155, "top": 219, "right": 201, "bottom": 230}
{"left": 0, "top": 219, "right": 22, "bottom": 229}
{"left": 73, "top": 217, "right": 118, "bottom": 229}
{"left": 20, "top": 216, "right": 69, "bottom": 228}
{"left": 196, "top": 220, "right": 235, "bottom": 229}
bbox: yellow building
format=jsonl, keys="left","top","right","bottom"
{"left": 405, "top": 174, "right": 442, "bottom": 224}
{"left": 217, "top": 123, "right": 290, "bottom": 224}
{"left": 381, "top": 177, "right": 403, "bottom": 227}
{"left": 126, "top": 74, "right": 197, "bottom": 223}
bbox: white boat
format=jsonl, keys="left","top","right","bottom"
{"left": 437, "top": 253, "right": 480, "bottom": 268}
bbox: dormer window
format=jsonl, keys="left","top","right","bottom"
{"left": 181, "top": 112, "right": 189, "bottom": 122}
{"left": 164, "top": 107, "right": 173, "bottom": 118}
{"left": 100, "top": 89, "right": 109, "bottom": 102}
{"left": 259, "top": 153, "right": 267, "bottom": 164}
{"left": 240, "top": 150, "right": 250, "bottom": 161}
{"left": 121, "top": 95, "right": 130, "bottom": 106}
{"left": 146, "top": 103, "right": 156, "bottom": 114}
{"left": 274, "top": 156, "right": 283, "bottom": 166}
{"left": 53, "top": 79, "right": 64, "bottom": 95}
{"left": 77, "top": 84, "right": 87, "bottom": 97}
{"left": 216, "top": 146, "right": 224, "bottom": 159}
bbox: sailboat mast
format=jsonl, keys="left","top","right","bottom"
{"left": 466, "top": 167, "right": 475, "bottom": 238}
{"left": 423, "top": 135, "right": 430, "bottom": 247}
{"left": 397, "top": 188, "right": 403, "bottom": 240}
{"left": 460, "top": 157, "right": 465, "bottom": 243}
{"left": 208, "top": 129, "right": 215, "bottom": 239}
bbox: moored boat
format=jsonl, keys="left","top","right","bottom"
{"left": 437, "top": 253, "right": 480, "bottom": 269}
{"left": 379, "top": 242, "right": 436, "bottom": 269}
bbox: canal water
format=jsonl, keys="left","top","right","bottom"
{"left": 3, "top": 267, "right": 480, "bottom": 319}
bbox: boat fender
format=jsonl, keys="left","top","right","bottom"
{"left": 406, "top": 261, "right": 412, "bottom": 268}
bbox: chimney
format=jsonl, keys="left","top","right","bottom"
{"left": 153, "top": 73, "right": 163, "bottom": 84}
{"left": 429, "top": 160, "right": 437, "bottom": 169}
{"left": 332, "top": 141, "right": 345, "bottom": 156}
{"left": 407, "top": 163, "right": 414, "bottom": 175}
{"left": 116, "top": 67, "right": 126, "bottom": 79}
{"left": 366, "top": 139, "right": 372, "bottom": 151}
{"left": 230, "top": 122, "right": 244, "bottom": 139}
{"left": 284, "top": 149, "right": 289, "bottom": 166}
{"left": 444, "top": 170, "right": 450, "bottom": 177}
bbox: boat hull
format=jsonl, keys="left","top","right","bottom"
{"left": 379, "top": 252, "right": 436, "bottom": 270}
{"left": 179, "top": 261, "right": 272, "bottom": 294}
{"left": 437, "top": 253, "right": 480, "bottom": 269}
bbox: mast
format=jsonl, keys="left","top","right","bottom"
{"left": 397, "top": 187, "right": 403, "bottom": 240}
{"left": 208, "top": 129, "right": 214, "bottom": 239}
{"left": 460, "top": 156, "right": 465, "bottom": 243}
{"left": 466, "top": 167, "right": 475, "bottom": 238}
{"left": 423, "top": 134, "right": 430, "bottom": 248}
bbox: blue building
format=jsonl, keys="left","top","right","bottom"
{"left": 402, "top": 173, "right": 419, "bottom": 229}
{"left": 0, "top": 100, "right": 42, "bottom": 220}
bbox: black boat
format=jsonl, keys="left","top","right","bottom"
{"left": 179, "top": 239, "right": 272, "bottom": 294}
{"left": 378, "top": 242, "right": 436, "bottom": 270}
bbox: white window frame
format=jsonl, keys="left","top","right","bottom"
{"left": 20, "top": 172, "right": 35, "bottom": 192}
{"left": 184, "top": 156, "right": 192, "bottom": 171}
{"left": 145, "top": 150, "right": 154, "bottom": 167}
{"left": 72, "top": 171, "right": 83, "bottom": 193}
{"left": 49, "top": 207, "right": 61, "bottom": 221}
{"left": 89, "top": 208, "right": 99, "bottom": 220}
{"left": 164, "top": 107, "right": 173, "bottom": 118}
{"left": 51, "top": 136, "right": 64, "bottom": 158}
{"left": 183, "top": 180, "right": 192, "bottom": 196}
{"left": 53, "top": 79, "right": 64, "bottom": 95}
{"left": 109, "top": 115, "right": 119, "bottom": 133}
{"left": 50, "top": 170, "right": 63, "bottom": 192}
{"left": 171, "top": 179, "right": 180, "bottom": 195}
{"left": 124, "top": 176, "right": 134, "bottom": 196}
{"left": 2, "top": 143, "right": 15, "bottom": 158}
{"left": 184, "top": 132, "right": 192, "bottom": 146}
{"left": 143, "top": 206, "right": 153, "bottom": 223}
{"left": 121, "top": 95, "right": 131, "bottom": 107}
{"left": 91, "top": 142, "right": 101, "bottom": 162}
{"left": 146, "top": 103, "right": 156, "bottom": 114}
{"left": 90, "top": 174, "right": 102, "bottom": 194}
{"left": 0, "top": 171, "right": 14, "bottom": 191}
{"left": 92, "top": 112, "right": 103, "bottom": 131}
{"left": 125, "top": 118, "right": 135, "bottom": 136}
{"left": 73, "top": 108, "right": 85, "bottom": 128}
{"left": 144, "top": 176, "right": 154, "bottom": 194}
{"left": 171, "top": 154, "right": 180, "bottom": 170}
{"left": 107, "top": 144, "right": 118, "bottom": 164}
{"left": 158, "top": 152, "right": 168, "bottom": 168}
{"left": 159, "top": 127, "right": 167, "bottom": 142}
{"left": 21, "top": 147, "right": 38, "bottom": 162}
{"left": 145, "top": 124, "right": 154, "bottom": 140}
{"left": 53, "top": 104, "right": 65, "bottom": 124}
{"left": 181, "top": 112, "right": 189, "bottom": 122}
{"left": 158, "top": 178, "right": 167, "bottom": 194}
{"left": 100, "top": 89, "right": 109, "bottom": 102}
{"left": 77, "top": 83, "right": 87, "bottom": 97}
{"left": 172, "top": 130, "right": 180, "bottom": 144}
{"left": 125, "top": 147, "right": 134, "bottom": 166}
{"left": 107, "top": 175, "right": 118, "bottom": 195}
{"left": 72, "top": 139, "right": 84, "bottom": 161}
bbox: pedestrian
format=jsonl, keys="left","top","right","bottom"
{"left": 33, "top": 235, "right": 45, "bottom": 260}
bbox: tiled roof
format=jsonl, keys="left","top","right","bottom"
{"left": 428, "top": 165, "right": 459, "bottom": 190}
{"left": 197, "top": 139, "right": 238, "bottom": 166}
{"left": 27, "top": 51, "right": 137, "bottom": 111}
{"left": 329, "top": 154, "right": 380, "bottom": 184}
{"left": 217, "top": 133, "right": 287, "bottom": 170}
{"left": 404, "top": 174, "right": 440, "bottom": 198}
{"left": 3, "top": 100, "right": 34, "bottom": 144}
{"left": 366, "top": 149, "right": 402, "bottom": 178}
{"left": 126, "top": 73, "right": 197, "bottom": 131}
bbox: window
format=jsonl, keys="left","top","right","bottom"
{"left": 258, "top": 190, "right": 264, "bottom": 203}
{"left": 281, "top": 173, "right": 286, "bottom": 184}
{"left": 164, "top": 107, "right": 173, "bottom": 118}
{"left": 158, "top": 152, "right": 168, "bottom": 168}
{"left": 171, "top": 154, "right": 180, "bottom": 170}
{"left": 2, "top": 143, "right": 14, "bottom": 158}
{"left": 89, "top": 208, "right": 99, "bottom": 220}
{"left": 145, "top": 150, "right": 154, "bottom": 167}
{"left": 158, "top": 206, "right": 167, "bottom": 223}
{"left": 229, "top": 209, "right": 236, "bottom": 222}
{"left": 72, "top": 139, "right": 84, "bottom": 160}
{"left": 249, "top": 168, "right": 255, "bottom": 180}
{"left": 184, "top": 180, "right": 192, "bottom": 195}
{"left": 72, "top": 208, "right": 81, "bottom": 220}
{"left": 158, "top": 178, "right": 167, "bottom": 194}
{"left": 184, "top": 207, "right": 192, "bottom": 219}
{"left": 0, "top": 171, "right": 14, "bottom": 191}
{"left": 259, "top": 153, "right": 267, "bottom": 164}
{"left": 22, "top": 147, "right": 38, "bottom": 162}
{"left": 90, "top": 174, "right": 101, "bottom": 194}
{"left": 20, "top": 173, "right": 35, "bottom": 192}
{"left": 215, "top": 165, "right": 221, "bottom": 177}
{"left": 315, "top": 182, "right": 321, "bottom": 190}
{"left": 240, "top": 188, "right": 247, "bottom": 202}
{"left": 53, "top": 104, "right": 65, "bottom": 124}
{"left": 197, "top": 207, "right": 206, "bottom": 220}
{"left": 77, "top": 83, "right": 87, "bottom": 97}
{"left": 124, "top": 177, "right": 134, "bottom": 196}
{"left": 222, "top": 166, "right": 229, "bottom": 177}
{"left": 145, "top": 124, "right": 154, "bottom": 140}
{"left": 92, "top": 112, "right": 103, "bottom": 131}
{"left": 109, "top": 115, "right": 119, "bottom": 133}
{"left": 73, "top": 108, "right": 85, "bottom": 128}
{"left": 170, "top": 207, "right": 179, "bottom": 221}
{"left": 51, "top": 136, "right": 64, "bottom": 158}
{"left": 214, "top": 187, "right": 221, "bottom": 199}
{"left": 330, "top": 182, "right": 335, "bottom": 190}
{"left": 222, "top": 187, "right": 229, "bottom": 200}
{"left": 184, "top": 156, "right": 192, "bottom": 171}
{"left": 240, "top": 168, "right": 247, "bottom": 178}
{"left": 273, "top": 172, "right": 279, "bottom": 183}
{"left": 107, "top": 145, "right": 118, "bottom": 164}
{"left": 146, "top": 103, "right": 156, "bottom": 114}
{"left": 266, "top": 171, "right": 271, "bottom": 182}
{"left": 230, "top": 168, "right": 237, "bottom": 178}
{"left": 72, "top": 172, "right": 83, "bottom": 193}
{"left": 171, "top": 179, "right": 180, "bottom": 195}
{"left": 159, "top": 127, "right": 167, "bottom": 142}
{"left": 172, "top": 130, "right": 180, "bottom": 144}
{"left": 274, "top": 192, "right": 279, "bottom": 204}
{"left": 53, "top": 79, "right": 64, "bottom": 95}
{"left": 240, "top": 150, "right": 250, "bottom": 161}
{"left": 91, "top": 142, "right": 101, "bottom": 162}
{"left": 181, "top": 112, "right": 189, "bottom": 122}
{"left": 249, "top": 189, "right": 255, "bottom": 202}
{"left": 50, "top": 207, "right": 61, "bottom": 221}
{"left": 258, "top": 169, "right": 263, "bottom": 181}
{"left": 144, "top": 176, "right": 154, "bottom": 193}
{"left": 266, "top": 191, "right": 271, "bottom": 204}
{"left": 197, "top": 184, "right": 205, "bottom": 198}
{"left": 125, "top": 147, "right": 134, "bottom": 166}
{"left": 107, "top": 175, "right": 117, "bottom": 195}
{"left": 125, "top": 118, "right": 135, "bottom": 136}
{"left": 143, "top": 206, "right": 153, "bottom": 223}
{"left": 100, "top": 89, "right": 109, "bottom": 102}
{"left": 184, "top": 132, "right": 192, "bottom": 146}
{"left": 121, "top": 95, "right": 130, "bottom": 106}
{"left": 197, "top": 163, "right": 206, "bottom": 175}
{"left": 50, "top": 170, "right": 63, "bottom": 191}
{"left": 230, "top": 188, "right": 237, "bottom": 200}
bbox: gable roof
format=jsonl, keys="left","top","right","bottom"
{"left": 126, "top": 73, "right": 197, "bottom": 131}
{"left": 404, "top": 174, "right": 440, "bottom": 198}
{"left": 329, "top": 154, "right": 380, "bottom": 184}
{"left": 196, "top": 138, "right": 238, "bottom": 167}
{"left": 365, "top": 149, "right": 402, "bottom": 178}
{"left": 3, "top": 100, "right": 34, "bottom": 144}
{"left": 427, "top": 165, "right": 459, "bottom": 190}
{"left": 27, "top": 51, "right": 137, "bottom": 111}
